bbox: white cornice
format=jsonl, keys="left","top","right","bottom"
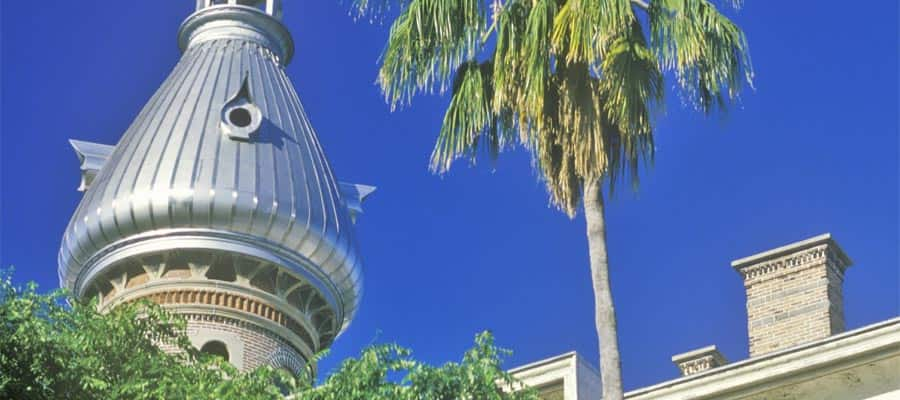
{"left": 625, "top": 318, "right": 900, "bottom": 399}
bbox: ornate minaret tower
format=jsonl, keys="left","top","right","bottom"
{"left": 60, "top": 0, "right": 373, "bottom": 374}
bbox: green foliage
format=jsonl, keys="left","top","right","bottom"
{"left": 0, "top": 271, "right": 535, "bottom": 400}
{"left": 377, "top": 0, "right": 488, "bottom": 108}
{"left": 432, "top": 60, "right": 507, "bottom": 172}
{"left": 354, "top": 0, "right": 753, "bottom": 215}
{"left": 649, "top": 0, "right": 753, "bottom": 112}
{"left": 299, "top": 332, "right": 539, "bottom": 400}
{"left": 0, "top": 270, "right": 292, "bottom": 400}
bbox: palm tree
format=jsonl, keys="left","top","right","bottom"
{"left": 352, "top": 0, "right": 753, "bottom": 398}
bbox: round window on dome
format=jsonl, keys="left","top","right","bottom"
{"left": 229, "top": 107, "right": 253, "bottom": 128}
{"left": 221, "top": 102, "right": 262, "bottom": 140}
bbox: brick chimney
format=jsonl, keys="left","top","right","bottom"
{"left": 672, "top": 346, "right": 728, "bottom": 376}
{"left": 732, "top": 234, "right": 853, "bottom": 357}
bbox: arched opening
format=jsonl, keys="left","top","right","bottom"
{"left": 200, "top": 340, "right": 230, "bottom": 361}
{"left": 207, "top": 256, "right": 237, "bottom": 282}
{"left": 249, "top": 267, "right": 277, "bottom": 294}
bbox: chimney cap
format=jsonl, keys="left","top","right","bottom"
{"left": 730, "top": 233, "right": 852, "bottom": 270}
{"left": 671, "top": 345, "right": 726, "bottom": 364}
{"left": 672, "top": 345, "right": 728, "bottom": 376}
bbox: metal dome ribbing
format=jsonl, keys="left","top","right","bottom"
{"left": 59, "top": 2, "right": 368, "bottom": 354}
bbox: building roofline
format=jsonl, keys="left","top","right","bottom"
{"left": 507, "top": 351, "right": 580, "bottom": 375}
{"left": 671, "top": 345, "right": 720, "bottom": 363}
{"left": 508, "top": 351, "right": 602, "bottom": 377}
{"left": 626, "top": 317, "right": 900, "bottom": 399}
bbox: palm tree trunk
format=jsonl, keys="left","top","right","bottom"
{"left": 583, "top": 179, "right": 623, "bottom": 400}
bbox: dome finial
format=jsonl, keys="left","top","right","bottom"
{"left": 180, "top": 0, "right": 293, "bottom": 64}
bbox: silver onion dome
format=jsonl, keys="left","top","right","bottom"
{"left": 59, "top": 0, "right": 371, "bottom": 370}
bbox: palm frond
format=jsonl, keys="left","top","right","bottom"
{"left": 518, "top": 0, "right": 557, "bottom": 137}
{"left": 649, "top": 0, "right": 753, "bottom": 113}
{"left": 378, "top": 0, "right": 488, "bottom": 109}
{"left": 431, "top": 60, "right": 513, "bottom": 174}
{"left": 354, "top": 0, "right": 753, "bottom": 217}
{"left": 349, "top": 0, "right": 413, "bottom": 21}
{"left": 597, "top": 20, "right": 662, "bottom": 189}
{"left": 596, "top": 0, "right": 637, "bottom": 51}
{"left": 551, "top": 0, "right": 597, "bottom": 65}
{"left": 531, "top": 64, "right": 619, "bottom": 216}
{"left": 531, "top": 73, "right": 580, "bottom": 215}
{"left": 492, "top": 0, "right": 530, "bottom": 115}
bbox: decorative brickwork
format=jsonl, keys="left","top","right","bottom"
{"left": 266, "top": 348, "right": 306, "bottom": 375}
{"left": 732, "top": 234, "right": 852, "bottom": 357}
{"left": 90, "top": 250, "right": 338, "bottom": 350}
{"left": 184, "top": 314, "right": 306, "bottom": 375}
{"left": 89, "top": 249, "right": 341, "bottom": 373}
{"left": 124, "top": 287, "right": 317, "bottom": 353}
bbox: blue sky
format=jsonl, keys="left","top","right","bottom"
{"left": 1, "top": 1, "right": 897, "bottom": 391}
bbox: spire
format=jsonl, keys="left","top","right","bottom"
{"left": 180, "top": 0, "right": 293, "bottom": 65}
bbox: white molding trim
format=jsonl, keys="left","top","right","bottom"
{"left": 626, "top": 318, "right": 900, "bottom": 400}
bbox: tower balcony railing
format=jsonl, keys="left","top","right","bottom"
{"left": 195, "top": 0, "right": 283, "bottom": 20}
